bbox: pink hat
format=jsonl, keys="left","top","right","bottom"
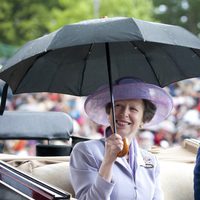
{"left": 84, "top": 78, "right": 173, "bottom": 127}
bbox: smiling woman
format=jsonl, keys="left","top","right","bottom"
{"left": 106, "top": 99, "right": 157, "bottom": 132}
{"left": 69, "top": 77, "right": 173, "bottom": 200}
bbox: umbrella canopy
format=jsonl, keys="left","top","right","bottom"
{"left": 1, "top": 17, "right": 200, "bottom": 96}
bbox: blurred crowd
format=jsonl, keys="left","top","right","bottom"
{"left": 1, "top": 78, "right": 200, "bottom": 155}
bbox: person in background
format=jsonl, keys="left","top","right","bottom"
{"left": 194, "top": 146, "right": 200, "bottom": 200}
{"left": 138, "top": 130, "right": 155, "bottom": 150}
{"left": 70, "top": 77, "right": 173, "bottom": 199}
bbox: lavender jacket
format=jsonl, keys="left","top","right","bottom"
{"left": 69, "top": 138, "right": 163, "bottom": 200}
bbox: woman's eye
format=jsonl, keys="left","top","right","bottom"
{"left": 130, "top": 107, "right": 138, "bottom": 112}
{"left": 115, "top": 104, "right": 120, "bottom": 108}
{"left": 115, "top": 104, "right": 122, "bottom": 109}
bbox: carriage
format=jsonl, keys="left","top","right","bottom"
{"left": 0, "top": 110, "right": 198, "bottom": 200}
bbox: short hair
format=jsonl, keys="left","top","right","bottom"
{"left": 143, "top": 99, "right": 156, "bottom": 123}
{"left": 105, "top": 99, "right": 156, "bottom": 123}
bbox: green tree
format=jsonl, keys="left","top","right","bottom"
{"left": 100, "top": 0, "right": 153, "bottom": 20}
{"left": 49, "top": 0, "right": 154, "bottom": 31}
{"left": 152, "top": 0, "right": 200, "bottom": 36}
{"left": 47, "top": 0, "right": 94, "bottom": 31}
{"left": 0, "top": 0, "right": 155, "bottom": 46}
{"left": 0, "top": 0, "right": 60, "bottom": 45}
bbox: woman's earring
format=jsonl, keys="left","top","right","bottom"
{"left": 139, "top": 123, "right": 143, "bottom": 129}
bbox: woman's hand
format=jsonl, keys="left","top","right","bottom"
{"left": 99, "top": 133, "right": 123, "bottom": 182}
{"left": 104, "top": 133, "right": 124, "bottom": 164}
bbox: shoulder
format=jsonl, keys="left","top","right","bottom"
{"left": 70, "top": 139, "right": 105, "bottom": 168}
{"left": 72, "top": 139, "right": 105, "bottom": 157}
{"left": 73, "top": 139, "right": 104, "bottom": 150}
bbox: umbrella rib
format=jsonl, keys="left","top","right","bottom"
{"left": 191, "top": 48, "right": 200, "bottom": 57}
{"left": 164, "top": 47, "right": 200, "bottom": 86}
{"left": 130, "top": 41, "right": 162, "bottom": 86}
{"left": 79, "top": 43, "right": 94, "bottom": 95}
{"left": 14, "top": 52, "right": 49, "bottom": 94}
{"left": 151, "top": 45, "right": 199, "bottom": 87}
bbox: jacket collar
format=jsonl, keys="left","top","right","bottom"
{"left": 133, "top": 138, "right": 146, "bottom": 167}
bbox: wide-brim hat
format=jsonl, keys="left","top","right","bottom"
{"left": 84, "top": 78, "right": 173, "bottom": 127}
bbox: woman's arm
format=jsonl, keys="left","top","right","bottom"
{"left": 69, "top": 142, "right": 114, "bottom": 200}
{"left": 69, "top": 134, "right": 123, "bottom": 200}
{"left": 99, "top": 133, "right": 123, "bottom": 182}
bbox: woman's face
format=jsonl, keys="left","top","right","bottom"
{"left": 108, "top": 99, "right": 144, "bottom": 139}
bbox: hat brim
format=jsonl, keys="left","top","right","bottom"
{"left": 84, "top": 82, "right": 173, "bottom": 127}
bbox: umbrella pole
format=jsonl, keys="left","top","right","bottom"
{"left": 105, "top": 42, "right": 117, "bottom": 134}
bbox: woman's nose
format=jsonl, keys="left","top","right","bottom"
{"left": 120, "top": 106, "right": 129, "bottom": 117}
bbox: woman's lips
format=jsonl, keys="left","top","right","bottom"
{"left": 116, "top": 120, "right": 131, "bottom": 126}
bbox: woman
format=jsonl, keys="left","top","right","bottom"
{"left": 69, "top": 78, "right": 173, "bottom": 200}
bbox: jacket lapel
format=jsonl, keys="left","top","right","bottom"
{"left": 134, "top": 140, "right": 146, "bottom": 169}
{"left": 115, "top": 157, "right": 133, "bottom": 177}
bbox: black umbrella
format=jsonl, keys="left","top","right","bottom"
{"left": 1, "top": 17, "right": 200, "bottom": 132}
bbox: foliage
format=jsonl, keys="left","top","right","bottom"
{"left": 0, "top": 0, "right": 154, "bottom": 46}
{"left": 99, "top": 0, "right": 153, "bottom": 20}
{"left": 152, "top": 0, "right": 200, "bottom": 36}
{"left": 47, "top": 0, "right": 94, "bottom": 31}
{"left": 0, "top": 0, "right": 60, "bottom": 45}
{"left": 49, "top": 0, "right": 154, "bottom": 31}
